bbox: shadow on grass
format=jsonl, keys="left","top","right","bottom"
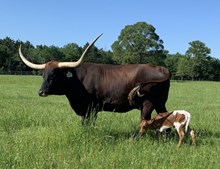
{"left": 135, "top": 128, "right": 220, "bottom": 146}
{"left": 100, "top": 128, "right": 220, "bottom": 147}
{"left": 67, "top": 124, "right": 220, "bottom": 147}
{"left": 193, "top": 129, "right": 220, "bottom": 146}
{"left": 196, "top": 129, "right": 220, "bottom": 138}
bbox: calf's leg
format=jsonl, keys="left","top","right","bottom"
{"left": 139, "top": 120, "right": 147, "bottom": 135}
{"left": 176, "top": 124, "right": 185, "bottom": 147}
{"left": 187, "top": 126, "right": 196, "bottom": 145}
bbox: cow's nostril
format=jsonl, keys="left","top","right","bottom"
{"left": 38, "top": 90, "right": 43, "bottom": 96}
{"left": 38, "top": 90, "right": 46, "bottom": 96}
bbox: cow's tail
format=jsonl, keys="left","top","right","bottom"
{"left": 128, "top": 66, "right": 170, "bottom": 106}
{"left": 128, "top": 82, "right": 158, "bottom": 106}
{"left": 128, "top": 85, "right": 141, "bottom": 106}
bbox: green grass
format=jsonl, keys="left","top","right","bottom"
{"left": 0, "top": 75, "right": 220, "bottom": 169}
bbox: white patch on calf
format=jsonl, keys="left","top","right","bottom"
{"left": 173, "top": 110, "right": 191, "bottom": 132}
{"left": 190, "top": 130, "right": 194, "bottom": 137}
{"left": 158, "top": 125, "right": 172, "bottom": 132}
{"left": 174, "top": 122, "right": 181, "bottom": 132}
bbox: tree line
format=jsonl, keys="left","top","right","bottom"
{"left": 0, "top": 22, "right": 220, "bottom": 81}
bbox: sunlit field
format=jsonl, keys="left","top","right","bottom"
{"left": 0, "top": 75, "right": 219, "bottom": 169}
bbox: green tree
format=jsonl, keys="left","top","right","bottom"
{"left": 0, "top": 44, "right": 9, "bottom": 69}
{"left": 95, "top": 48, "right": 113, "bottom": 64}
{"left": 60, "top": 43, "right": 82, "bottom": 62}
{"left": 185, "top": 40, "right": 211, "bottom": 80}
{"left": 28, "top": 45, "right": 65, "bottom": 64}
{"left": 176, "top": 57, "right": 193, "bottom": 80}
{"left": 205, "top": 58, "right": 220, "bottom": 81}
{"left": 165, "top": 52, "right": 183, "bottom": 78}
{"left": 0, "top": 37, "right": 32, "bottom": 72}
{"left": 0, "top": 37, "right": 16, "bottom": 71}
{"left": 15, "top": 40, "right": 35, "bottom": 71}
{"left": 82, "top": 43, "right": 113, "bottom": 64}
{"left": 111, "top": 22, "right": 165, "bottom": 65}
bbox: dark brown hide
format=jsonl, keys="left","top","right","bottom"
{"left": 65, "top": 63, "right": 170, "bottom": 121}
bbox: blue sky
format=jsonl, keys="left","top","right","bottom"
{"left": 1, "top": 0, "right": 219, "bottom": 59}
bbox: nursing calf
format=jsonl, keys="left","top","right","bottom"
{"left": 140, "top": 110, "right": 196, "bottom": 147}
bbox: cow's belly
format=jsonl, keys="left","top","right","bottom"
{"left": 102, "top": 102, "right": 134, "bottom": 113}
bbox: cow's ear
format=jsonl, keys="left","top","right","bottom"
{"left": 66, "top": 71, "right": 73, "bottom": 78}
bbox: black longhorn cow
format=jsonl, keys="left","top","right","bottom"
{"left": 19, "top": 34, "right": 171, "bottom": 133}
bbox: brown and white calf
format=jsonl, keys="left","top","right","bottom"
{"left": 140, "top": 110, "right": 196, "bottom": 147}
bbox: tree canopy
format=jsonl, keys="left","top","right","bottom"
{"left": 111, "top": 22, "right": 166, "bottom": 65}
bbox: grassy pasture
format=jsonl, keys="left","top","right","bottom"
{"left": 0, "top": 75, "right": 220, "bottom": 169}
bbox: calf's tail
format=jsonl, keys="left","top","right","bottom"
{"left": 184, "top": 111, "right": 191, "bottom": 132}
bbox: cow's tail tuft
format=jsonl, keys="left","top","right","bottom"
{"left": 128, "top": 85, "right": 142, "bottom": 106}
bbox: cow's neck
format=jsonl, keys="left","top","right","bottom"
{"left": 64, "top": 78, "right": 91, "bottom": 116}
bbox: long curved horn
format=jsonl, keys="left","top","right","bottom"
{"left": 58, "top": 33, "right": 103, "bottom": 68}
{"left": 19, "top": 45, "right": 46, "bottom": 69}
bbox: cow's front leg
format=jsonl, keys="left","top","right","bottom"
{"left": 81, "top": 116, "right": 86, "bottom": 125}
{"left": 135, "top": 100, "right": 154, "bottom": 138}
{"left": 81, "top": 110, "right": 98, "bottom": 126}
{"left": 141, "top": 100, "right": 154, "bottom": 121}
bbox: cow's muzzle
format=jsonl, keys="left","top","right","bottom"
{"left": 38, "top": 90, "right": 48, "bottom": 97}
